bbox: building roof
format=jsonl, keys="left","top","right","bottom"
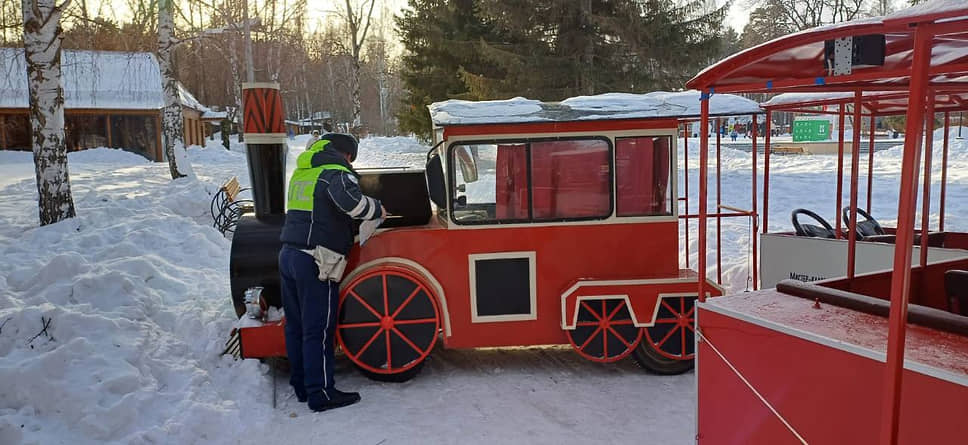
{"left": 0, "top": 48, "right": 208, "bottom": 112}
{"left": 429, "top": 90, "right": 763, "bottom": 127}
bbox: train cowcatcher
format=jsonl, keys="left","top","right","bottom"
{"left": 229, "top": 88, "right": 761, "bottom": 381}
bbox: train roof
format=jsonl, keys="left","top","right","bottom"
{"left": 761, "top": 91, "right": 968, "bottom": 116}
{"left": 429, "top": 91, "right": 763, "bottom": 127}
{"left": 686, "top": 0, "right": 968, "bottom": 93}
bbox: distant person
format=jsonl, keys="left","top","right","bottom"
{"left": 305, "top": 129, "right": 320, "bottom": 150}
{"left": 730, "top": 130, "right": 738, "bottom": 141}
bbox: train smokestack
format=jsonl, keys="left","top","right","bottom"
{"left": 229, "top": 83, "right": 288, "bottom": 316}
{"left": 241, "top": 83, "right": 287, "bottom": 219}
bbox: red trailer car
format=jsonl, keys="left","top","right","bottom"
{"left": 687, "top": 2, "right": 968, "bottom": 443}
{"left": 230, "top": 91, "right": 761, "bottom": 381}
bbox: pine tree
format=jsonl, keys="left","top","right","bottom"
{"left": 397, "top": 0, "right": 730, "bottom": 138}
{"left": 395, "top": 0, "right": 504, "bottom": 138}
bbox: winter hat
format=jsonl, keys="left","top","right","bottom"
{"left": 321, "top": 133, "right": 358, "bottom": 162}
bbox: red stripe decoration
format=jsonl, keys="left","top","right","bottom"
{"left": 242, "top": 86, "right": 286, "bottom": 134}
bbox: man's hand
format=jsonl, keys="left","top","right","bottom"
{"left": 379, "top": 205, "right": 388, "bottom": 219}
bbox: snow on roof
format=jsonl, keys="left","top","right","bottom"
{"left": 762, "top": 91, "right": 968, "bottom": 115}
{"left": 761, "top": 92, "right": 890, "bottom": 108}
{"left": 0, "top": 48, "right": 208, "bottom": 112}
{"left": 201, "top": 110, "right": 228, "bottom": 120}
{"left": 429, "top": 91, "right": 762, "bottom": 126}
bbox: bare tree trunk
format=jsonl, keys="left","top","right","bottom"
{"left": 23, "top": 0, "right": 76, "bottom": 225}
{"left": 158, "top": 0, "right": 193, "bottom": 178}
{"left": 340, "top": 0, "right": 375, "bottom": 134}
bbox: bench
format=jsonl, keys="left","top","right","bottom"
{"left": 947, "top": 270, "right": 968, "bottom": 316}
{"left": 776, "top": 279, "right": 968, "bottom": 337}
{"left": 211, "top": 177, "right": 252, "bottom": 235}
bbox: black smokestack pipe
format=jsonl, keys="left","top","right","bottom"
{"left": 229, "top": 83, "right": 288, "bottom": 316}
{"left": 241, "top": 83, "right": 287, "bottom": 218}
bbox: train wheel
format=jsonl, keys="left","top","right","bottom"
{"left": 566, "top": 299, "right": 642, "bottom": 363}
{"left": 633, "top": 295, "right": 696, "bottom": 375}
{"left": 337, "top": 266, "right": 440, "bottom": 382}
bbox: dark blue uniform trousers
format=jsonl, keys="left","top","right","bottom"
{"left": 279, "top": 246, "right": 340, "bottom": 397}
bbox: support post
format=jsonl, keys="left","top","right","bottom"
{"left": 939, "top": 112, "right": 950, "bottom": 231}
{"left": 751, "top": 114, "right": 758, "bottom": 290}
{"left": 879, "top": 25, "right": 931, "bottom": 445}
{"left": 867, "top": 114, "right": 876, "bottom": 213}
{"left": 0, "top": 114, "right": 6, "bottom": 150}
{"left": 836, "top": 104, "right": 846, "bottom": 238}
{"left": 105, "top": 115, "right": 112, "bottom": 147}
{"left": 763, "top": 111, "right": 772, "bottom": 235}
{"left": 847, "top": 92, "right": 863, "bottom": 281}
{"left": 684, "top": 123, "right": 690, "bottom": 268}
{"left": 716, "top": 117, "right": 723, "bottom": 285}
{"left": 919, "top": 93, "right": 936, "bottom": 269}
{"left": 155, "top": 113, "right": 163, "bottom": 162}
{"left": 698, "top": 94, "right": 710, "bottom": 302}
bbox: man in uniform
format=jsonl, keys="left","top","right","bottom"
{"left": 278, "top": 133, "right": 384, "bottom": 412}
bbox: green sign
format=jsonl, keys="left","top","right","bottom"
{"left": 793, "top": 120, "right": 830, "bottom": 142}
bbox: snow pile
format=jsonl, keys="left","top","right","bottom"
{"left": 429, "top": 97, "right": 544, "bottom": 125}
{"left": 0, "top": 142, "right": 275, "bottom": 444}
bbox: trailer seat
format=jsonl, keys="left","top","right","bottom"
{"left": 776, "top": 279, "right": 968, "bottom": 337}
{"left": 946, "top": 270, "right": 968, "bottom": 316}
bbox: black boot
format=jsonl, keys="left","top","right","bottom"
{"left": 293, "top": 385, "right": 307, "bottom": 403}
{"left": 307, "top": 389, "right": 361, "bottom": 412}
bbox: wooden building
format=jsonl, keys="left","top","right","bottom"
{"left": 0, "top": 49, "right": 213, "bottom": 161}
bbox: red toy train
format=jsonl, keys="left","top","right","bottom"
{"left": 229, "top": 91, "right": 761, "bottom": 381}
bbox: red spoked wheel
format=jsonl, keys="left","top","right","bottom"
{"left": 633, "top": 295, "right": 697, "bottom": 375}
{"left": 566, "top": 299, "right": 642, "bottom": 363}
{"left": 337, "top": 266, "right": 440, "bottom": 382}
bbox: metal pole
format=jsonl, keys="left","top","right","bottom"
{"left": 698, "top": 94, "right": 710, "bottom": 302}
{"left": 716, "top": 117, "right": 723, "bottom": 285}
{"left": 763, "top": 111, "right": 772, "bottom": 235}
{"left": 847, "top": 92, "right": 863, "bottom": 282}
{"left": 243, "top": 0, "right": 255, "bottom": 82}
{"left": 751, "top": 114, "right": 758, "bottom": 290}
{"left": 836, "top": 104, "right": 846, "bottom": 239}
{"left": 879, "top": 24, "right": 931, "bottom": 445}
{"left": 867, "top": 114, "right": 876, "bottom": 214}
{"left": 919, "top": 93, "right": 936, "bottom": 269}
{"left": 684, "top": 124, "right": 690, "bottom": 268}
{"left": 939, "top": 112, "right": 950, "bottom": 231}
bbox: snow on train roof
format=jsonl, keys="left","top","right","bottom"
{"left": 429, "top": 91, "right": 762, "bottom": 126}
{"left": 0, "top": 48, "right": 207, "bottom": 111}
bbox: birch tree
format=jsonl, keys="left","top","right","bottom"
{"left": 23, "top": 0, "right": 76, "bottom": 225}
{"left": 336, "top": 0, "right": 377, "bottom": 133}
{"left": 158, "top": 0, "right": 194, "bottom": 179}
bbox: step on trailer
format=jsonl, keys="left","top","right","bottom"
{"left": 228, "top": 88, "right": 762, "bottom": 381}
{"left": 687, "top": 2, "right": 968, "bottom": 444}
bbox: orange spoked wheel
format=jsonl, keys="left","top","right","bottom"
{"left": 566, "top": 299, "right": 642, "bottom": 363}
{"left": 633, "top": 295, "right": 697, "bottom": 375}
{"left": 337, "top": 266, "right": 440, "bottom": 382}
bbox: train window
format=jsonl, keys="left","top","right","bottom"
{"left": 530, "top": 140, "right": 611, "bottom": 220}
{"left": 452, "top": 143, "right": 530, "bottom": 223}
{"left": 615, "top": 136, "right": 673, "bottom": 216}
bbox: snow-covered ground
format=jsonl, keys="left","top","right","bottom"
{"left": 0, "top": 131, "right": 965, "bottom": 444}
